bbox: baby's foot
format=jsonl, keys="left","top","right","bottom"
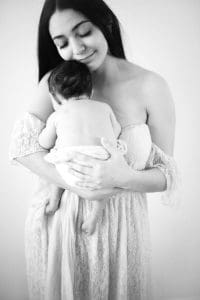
{"left": 82, "top": 215, "right": 98, "bottom": 235}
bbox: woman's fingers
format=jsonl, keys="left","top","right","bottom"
{"left": 68, "top": 167, "right": 92, "bottom": 180}
{"left": 71, "top": 151, "right": 98, "bottom": 163}
{"left": 67, "top": 161, "right": 94, "bottom": 176}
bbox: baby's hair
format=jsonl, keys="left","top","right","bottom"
{"left": 48, "top": 60, "right": 93, "bottom": 103}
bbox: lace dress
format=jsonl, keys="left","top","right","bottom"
{"left": 9, "top": 113, "right": 178, "bottom": 300}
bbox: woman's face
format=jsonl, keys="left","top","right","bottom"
{"left": 49, "top": 9, "right": 109, "bottom": 71}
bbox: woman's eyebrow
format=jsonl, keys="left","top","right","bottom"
{"left": 72, "top": 20, "right": 91, "bottom": 31}
{"left": 53, "top": 20, "right": 91, "bottom": 41}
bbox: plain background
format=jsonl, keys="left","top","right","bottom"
{"left": 1, "top": 0, "right": 200, "bottom": 299}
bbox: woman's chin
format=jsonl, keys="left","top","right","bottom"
{"left": 87, "top": 56, "right": 107, "bottom": 72}
{"left": 86, "top": 62, "right": 100, "bottom": 72}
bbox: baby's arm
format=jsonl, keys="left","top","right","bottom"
{"left": 39, "top": 113, "right": 57, "bottom": 149}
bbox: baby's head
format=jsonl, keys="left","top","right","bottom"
{"left": 48, "top": 60, "right": 93, "bottom": 104}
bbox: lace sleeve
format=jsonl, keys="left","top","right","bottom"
{"left": 9, "top": 112, "right": 46, "bottom": 165}
{"left": 146, "top": 143, "right": 181, "bottom": 206}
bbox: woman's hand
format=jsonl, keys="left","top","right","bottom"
{"left": 65, "top": 138, "right": 133, "bottom": 190}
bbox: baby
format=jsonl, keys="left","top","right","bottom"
{"left": 39, "top": 60, "right": 127, "bottom": 235}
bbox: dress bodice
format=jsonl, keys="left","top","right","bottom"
{"left": 119, "top": 123, "right": 152, "bottom": 170}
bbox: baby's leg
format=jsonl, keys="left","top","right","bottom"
{"left": 82, "top": 199, "right": 106, "bottom": 235}
{"left": 45, "top": 185, "right": 64, "bottom": 215}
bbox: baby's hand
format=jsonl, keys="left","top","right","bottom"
{"left": 45, "top": 186, "right": 64, "bottom": 215}
{"left": 45, "top": 197, "right": 60, "bottom": 215}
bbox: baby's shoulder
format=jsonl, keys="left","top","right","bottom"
{"left": 91, "top": 99, "right": 112, "bottom": 112}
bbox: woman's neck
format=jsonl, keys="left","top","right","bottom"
{"left": 92, "top": 55, "right": 120, "bottom": 90}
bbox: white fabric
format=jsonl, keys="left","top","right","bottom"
{"left": 147, "top": 142, "right": 180, "bottom": 206}
{"left": 45, "top": 145, "right": 111, "bottom": 300}
{"left": 44, "top": 143, "right": 128, "bottom": 300}
{"left": 9, "top": 113, "right": 46, "bottom": 164}
{"left": 9, "top": 113, "right": 179, "bottom": 300}
{"left": 121, "top": 123, "right": 152, "bottom": 170}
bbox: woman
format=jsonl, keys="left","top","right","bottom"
{"left": 9, "top": 0, "right": 178, "bottom": 299}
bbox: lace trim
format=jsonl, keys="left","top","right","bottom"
{"left": 147, "top": 143, "right": 181, "bottom": 206}
{"left": 9, "top": 112, "right": 46, "bottom": 165}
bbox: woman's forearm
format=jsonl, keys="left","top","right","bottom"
{"left": 16, "top": 151, "right": 110, "bottom": 198}
{"left": 121, "top": 167, "right": 167, "bottom": 193}
{"left": 16, "top": 151, "right": 69, "bottom": 189}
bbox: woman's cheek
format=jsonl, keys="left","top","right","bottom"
{"left": 58, "top": 49, "right": 71, "bottom": 61}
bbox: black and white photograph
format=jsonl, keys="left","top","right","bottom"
{"left": 1, "top": 0, "right": 199, "bottom": 299}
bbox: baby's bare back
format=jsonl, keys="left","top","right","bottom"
{"left": 54, "top": 100, "right": 121, "bottom": 148}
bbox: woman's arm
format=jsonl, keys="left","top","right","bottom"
{"left": 17, "top": 151, "right": 121, "bottom": 200}
{"left": 38, "top": 113, "right": 57, "bottom": 149}
{"left": 69, "top": 138, "right": 168, "bottom": 193}
{"left": 119, "top": 72, "right": 176, "bottom": 192}
{"left": 16, "top": 151, "right": 69, "bottom": 189}
{"left": 145, "top": 72, "right": 176, "bottom": 156}
{"left": 13, "top": 73, "right": 64, "bottom": 188}
{"left": 28, "top": 72, "right": 54, "bottom": 122}
{"left": 11, "top": 73, "right": 73, "bottom": 190}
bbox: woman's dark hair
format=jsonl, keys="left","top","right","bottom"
{"left": 38, "top": 0, "right": 126, "bottom": 81}
{"left": 48, "top": 60, "right": 92, "bottom": 103}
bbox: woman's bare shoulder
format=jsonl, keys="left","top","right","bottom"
{"left": 137, "top": 67, "right": 173, "bottom": 110}
{"left": 117, "top": 60, "right": 176, "bottom": 154}
{"left": 128, "top": 63, "right": 175, "bottom": 154}
{"left": 122, "top": 60, "right": 172, "bottom": 103}
{"left": 127, "top": 63, "right": 174, "bottom": 119}
{"left": 120, "top": 60, "right": 166, "bottom": 86}
{"left": 28, "top": 71, "right": 54, "bottom": 122}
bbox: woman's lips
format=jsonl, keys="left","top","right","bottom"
{"left": 78, "top": 51, "right": 95, "bottom": 62}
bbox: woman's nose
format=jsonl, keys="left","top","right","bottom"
{"left": 71, "top": 38, "right": 86, "bottom": 56}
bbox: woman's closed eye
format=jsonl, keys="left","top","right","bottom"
{"left": 57, "top": 31, "right": 92, "bottom": 49}
{"left": 59, "top": 41, "right": 69, "bottom": 49}
{"left": 79, "top": 30, "right": 91, "bottom": 37}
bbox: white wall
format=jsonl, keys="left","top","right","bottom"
{"left": 1, "top": 0, "right": 200, "bottom": 299}
{"left": 0, "top": 1, "right": 44, "bottom": 300}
